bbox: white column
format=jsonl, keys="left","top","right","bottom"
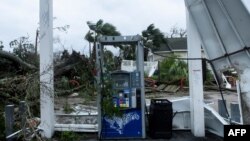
{"left": 39, "top": 0, "right": 54, "bottom": 138}
{"left": 187, "top": 11, "right": 205, "bottom": 137}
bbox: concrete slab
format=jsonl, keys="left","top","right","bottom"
{"left": 157, "top": 84, "right": 166, "bottom": 91}
{"left": 164, "top": 85, "right": 180, "bottom": 93}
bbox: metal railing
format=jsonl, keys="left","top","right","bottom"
{"left": 5, "top": 101, "right": 26, "bottom": 141}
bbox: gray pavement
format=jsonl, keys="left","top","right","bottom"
{"left": 83, "top": 131, "right": 223, "bottom": 141}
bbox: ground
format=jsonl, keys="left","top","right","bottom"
{"left": 53, "top": 89, "right": 238, "bottom": 140}
{"left": 53, "top": 131, "right": 223, "bottom": 141}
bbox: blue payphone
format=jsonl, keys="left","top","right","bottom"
{"left": 96, "top": 35, "right": 146, "bottom": 139}
{"left": 101, "top": 70, "right": 142, "bottom": 139}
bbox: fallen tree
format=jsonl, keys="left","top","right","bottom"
{"left": 0, "top": 49, "right": 95, "bottom": 99}
{"left": 0, "top": 50, "right": 37, "bottom": 70}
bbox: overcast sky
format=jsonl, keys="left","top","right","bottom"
{"left": 1, "top": 0, "right": 250, "bottom": 55}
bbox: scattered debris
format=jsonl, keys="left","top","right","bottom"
{"left": 68, "top": 92, "right": 79, "bottom": 97}
{"left": 164, "top": 85, "right": 180, "bottom": 93}
{"left": 156, "top": 84, "right": 167, "bottom": 91}
{"left": 27, "top": 117, "right": 41, "bottom": 129}
{"left": 145, "top": 77, "right": 156, "bottom": 87}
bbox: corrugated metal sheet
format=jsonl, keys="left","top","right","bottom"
{"left": 185, "top": 0, "right": 250, "bottom": 124}
{"left": 186, "top": 0, "right": 250, "bottom": 83}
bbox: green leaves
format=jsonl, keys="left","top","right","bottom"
{"left": 9, "top": 36, "right": 38, "bottom": 66}
{"left": 142, "top": 24, "right": 167, "bottom": 61}
{"left": 84, "top": 31, "right": 95, "bottom": 42}
{"left": 160, "top": 54, "right": 188, "bottom": 83}
{"left": 103, "top": 49, "right": 117, "bottom": 71}
{"left": 101, "top": 23, "right": 120, "bottom": 36}
{"left": 142, "top": 24, "right": 166, "bottom": 49}
{"left": 85, "top": 19, "right": 121, "bottom": 43}
{"left": 101, "top": 74, "right": 122, "bottom": 117}
{"left": 121, "top": 45, "right": 136, "bottom": 60}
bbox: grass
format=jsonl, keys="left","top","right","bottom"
{"left": 63, "top": 98, "right": 74, "bottom": 114}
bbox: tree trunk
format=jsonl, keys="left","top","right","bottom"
{"left": 35, "top": 29, "right": 39, "bottom": 56}
{"left": 0, "top": 50, "right": 37, "bottom": 70}
{"left": 54, "top": 62, "right": 80, "bottom": 77}
{"left": 92, "top": 44, "right": 96, "bottom": 64}
{"left": 89, "top": 42, "right": 91, "bottom": 58}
